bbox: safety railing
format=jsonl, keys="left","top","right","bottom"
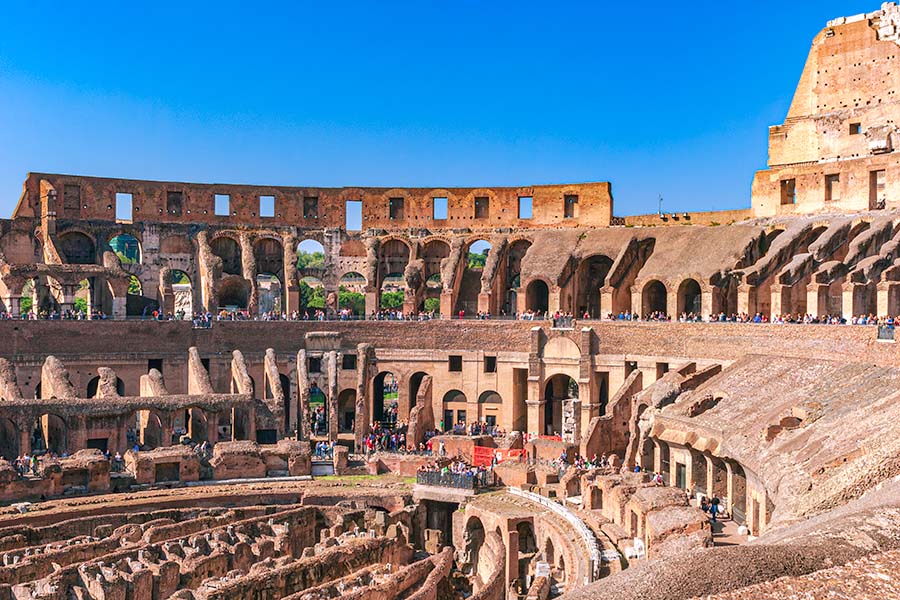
{"left": 416, "top": 470, "right": 493, "bottom": 490}
{"left": 508, "top": 486, "right": 601, "bottom": 583}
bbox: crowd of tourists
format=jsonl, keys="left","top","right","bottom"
{"left": 417, "top": 459, "right": 493, "bottom": 488}
{"left": 314, "top": 440, "right": 336, "bottom": 459}
{"left": 607, "top": 309, "right": 899, "bottom": 326}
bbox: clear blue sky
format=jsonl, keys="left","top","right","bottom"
{"left": 0, "top": 1, "right": 878, "bottom": 218}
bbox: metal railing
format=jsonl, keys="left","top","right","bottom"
{"left": 508, "top": 486, "right": 601, "bottom": 583}
{"left": 416, "top": 470, "right": 492, "bottom": 490}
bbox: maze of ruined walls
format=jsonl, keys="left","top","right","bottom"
{"left": 0, "top": 483, "right": 440, "bottom": 600}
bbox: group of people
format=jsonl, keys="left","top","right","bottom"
{"left": 369, "top": 309, "right": 439, "bottom": 321}
{"left": 446, "top": 420, "right": 506, "bottom": 438}
{"left": 607, "top": 309, "right": 900, "bottom": 326}
{"left": 417, "top": 459, "right": 493, "bottom": 488}
{"left": 9, "top": 454, "right": 40, "bottom": 477}
{"left": 314, "top": 440, "right": 336, "bottom": 459}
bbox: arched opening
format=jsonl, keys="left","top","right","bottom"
{"left": 642, "top": 280, "right": 668, "bottom": 317}
{"left": 186, "top": 407, "right": 208, "bottom": 443}
{"left": 218, "top": 276, "right": 249, "bottom": 310}
{"left": 75, "top": 278, "right": 92, "bottom": 316}
{"left": 309, "top": 382, "right": 327, "bottom": 437}
{"left": 210, "top": 236, "right": 241, "bottom": 276}
{"left": 373, "top": 371, "right": 398, "bottom": 424}
{"left": 380, "top": 273, "right": 406, "bottom": 310}
{"left": 58, "top": 232, "right": 96, "bottom": 264}
{"left": 677, "top": 279, "right": 702, "bottom": 316}
{"left": 171, "top": 270, "right": 193, "bottom": 316}
{"left": 421, "top": 240, "right": 450, "bottom": 313}
{"left": 576, "top": 255, "right": 613, "bottom": 317}
{"left": 0, "top": 418, "right": 19, "bottom": 460}
{"left": 478, "top": 390, "right": 502, "bottom": 427}
{"left": 86, "top": 375, "right": 126, "bottom": 398}
{"left": 516, "top": 521, "right": 537, "bottom": 554}
{"left": 525, "top": 279, "right": 549, "bottom": 314}
{"left": 300, "top": 276, "right": 326, "bottom": 315}
{"left": 544, "top": 374, "right": 577, "bottom": 437}
{"left": 505, "top": 240, "right": 531, "bottom": 314}
{"left": 35, "top": 414, "right": 67, "bottom": 455}
{"left": 296, "top": 239, "right": 325, "bottom": 270}
{"left": 455, "top": 239, "right": 491, "bottom": 315}
{"left": 378, "top": 239, "right": 410, "bottom": 309}
{"left": 464, "top": 516, "right": 486, "bottom": 577}
{"left": 253, "top": 237, "right": 283, "bottom": 276}
{"left": 543, "top": 537, "right": 556, "bottom": 566}
{"left": 338, "top": 272, "right": 367, "bottom": 316}
{"left": 126, "top": 274, "right": 154, "bottom": 317}
{"left": 408, "top": 371, "right": 429, "bottom": 411}
{"left": 231, "top": 406, "right": 251, "bottom": 440}
{"left": 257, "top": 273, "right": 283, "bottom": 314}
{"left": 442, "top": 389, "right": 467, "bottom": 431}
{"left": 109, "top": 233, "right": 142, "bottom": 264}
{"left": 136, "top": 409, "right": 164, "bottom": 449}
{"left": 338, "top": 389, "right": 356, "bottom": 433}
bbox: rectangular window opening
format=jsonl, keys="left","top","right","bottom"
{"left": 449, "top": 355, "right": 463, "bottom": 372}
{"left": 433, "top": 197, "right": 448, "bottom": 220}
{"left": 342, "top": 354, "right": 357, "bottom": 370}
{"left": 389, "top": 197, "right": 405, "bottom": 220}
{"left": 259, "top": 195, "right": 275, "bottom": 217}
{"left": 564, "top": 194, "right": 578, "bottom": 218}
{"left": 474, "top": 196, "right": 489, "bottom": 219}
{"left": 850, "top": 122, "right": 861, "bottom": 135}
{"left": 303, "top": 196, "right": 319, "bottom": 219}
{"left": 115, "top": 192, "right": 133, "bottom": 222}
{"left": 780, "top": 179, "right": 796, "bottom": 205}
{"left": 166, "top": 191, "right": 183, "bottom": 216}
{"left": 308, "top": 357, "right": 322, "bottom": 374}
{"left": 214, "top": 194, "right": 231, "bottom": 216}
{"left": 518, "top": 196, "right": 533, "bottom": 220}
{"left": 345, "top": 200, "right": 362, "bottom": 231}
{"left": 870, "top": 169, "right": 886, "bottom": 209}
{"left": 825, "top": 174, "right": 841, "bottom": 202}
{"left": 484, "top": 356, "right": 497, "bottom": 373}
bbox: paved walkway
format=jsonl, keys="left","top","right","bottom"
{"left": 711, "top": 517, "right": 745, "bottom": 547}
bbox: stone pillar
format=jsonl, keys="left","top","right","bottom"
{"left": 365, "top": 291, "right": 379, "bottom": 317}
{"left": 725, "top": 461, "right": 735, "bottom": 515}
{"left": 878, "top": 281, "right": 900, "bottom": 316}
{"left": 701, "top": 288, "right": 714, "bottom": 320}
{"left": 326, "top": 351, "right": 339, "bottom": 441}
{"left": 526, "top": 378, "right": 543, "bottom": 437}
{"left": 806, "top": 283, "right": 828, "bottom": 318}
{"left": 355, "top": 343, "right": 374, "bottom": 446}
{"left": 207, "top": 413, "right": 219, "bottom": 444}
{"left": 770, "top": 284, "right": 787, "bottom": 317}
{"left": 240, "top": 233, "right": 257, "bottom": 314}
{"left": 505, "top": 529, "right": 519, "bottom": 590}
{"left": 562, "top": 398, "right": 580, "bottom": 444}
{"left": 297, "top": 350, "right": 311, "bottom": 441}
{"left": 666, "top": 289, "right": 678, "bottom": 319}
{"left": 599, "top": 287, "right": 614, "bottom": 318}
{"left": 630, "top": 285, "right": 642, "bottom": 317}
{"left": 61, "top": 282, "right": 77, "bottom": 314}
{"left": 737, "top": 283, "right": 755, "bottom": 316}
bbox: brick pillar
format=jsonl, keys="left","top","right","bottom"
{"left": 878, "top": 281, "right": 900, "bottom": 316}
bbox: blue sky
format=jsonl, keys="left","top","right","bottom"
{"left": 0, "top": 1, "right": 878, "bottom": 218}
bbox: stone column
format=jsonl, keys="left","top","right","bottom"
{"left": 878, "top": 281, "right": 900, "bottom": 316}
{"left": 297, "top": 350, "right": 311, "bottom": 440}
{"left": 526, "top": 378, "right": 543, "bottom": 437}
{"left": 327, "top": 351, "right": 339, "bottom": 441}
{"left": 806, "top": 282, "right": 828, "bottom": 318}
{"left": 737, "top": 283, "right": 755, "bottom": 316}
{"left": 355, "top": 344, "right": 374, "bottom": 446}
{"left": 505, "top": 529, "right": 519, "bottom": 590}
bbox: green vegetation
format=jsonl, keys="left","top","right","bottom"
{"left": 172, "top": 270, "right": 190, "bottom": 284}
{"left": 74, "top": 297, "right": 88, "bottom": 313}
{"left": 300, "top": 280, "right": 326, "bottom": 309}
{"left": 20, "top": 297, "right": 32, "bottom": 314}
{"left": 381, "top": 290, "right": 404, "bottom": 309}
{"left": 128, "top": 275, "right": 142, "bottom": 296}
{"left": 424, "top": 297, "right": 441, "bottom": 313}
{"left": 109, "top": 234, "right": 140, "bottom": 264}
{"left": 297, "top": 250, "right": 325, "bottom": 269}
{"left": 467, "top": 250, "right": 488, "bottom": 269}
{"left": 339, "top": 287, "right": 365, "bottom": 315}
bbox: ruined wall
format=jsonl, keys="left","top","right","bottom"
{"left": 753, "top": 6, "right": 900, "bottom": 215}
{"left": 17, "top": 174, "right": 613, "bottom": 229}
